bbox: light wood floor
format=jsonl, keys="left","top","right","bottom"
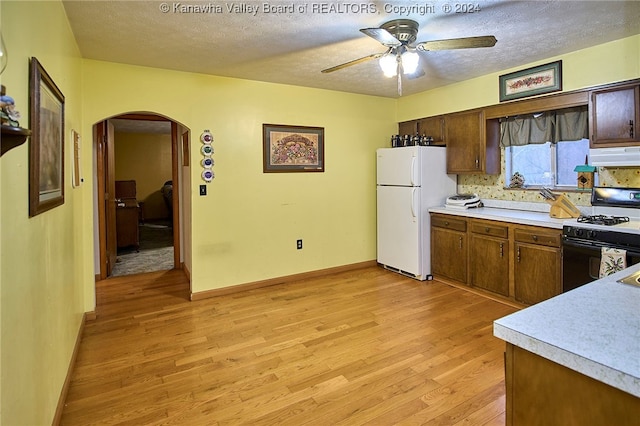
{"left": 61, "top": 266, "right": 516, "bottom": 425}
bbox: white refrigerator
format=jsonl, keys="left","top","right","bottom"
{"left": 376, "top": 146, "right": 457, "bottom": 280}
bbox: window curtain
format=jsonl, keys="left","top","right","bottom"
{"left": 500, "top": 106, "right": 588, "bottom": 147}
{"left": 554, "top": 106, "right": 589, "bottom": 142}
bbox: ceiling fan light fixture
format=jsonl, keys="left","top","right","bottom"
{"left": 401, "top": 50, "right": 419, "bottom": 75}
{"left": 379, "top": 53, "right": 397, "bottom": 78}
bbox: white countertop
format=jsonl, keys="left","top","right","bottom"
{"left": 494, "top": 262, "right": 640, "bottom": 397}
{"left": 429, "top": 206, "right": 566, "bottom": 229}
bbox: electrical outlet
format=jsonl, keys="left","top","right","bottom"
{"left": 296, "top": 239, "right": 303, "bottom": 250}
{"left": 199, "top": 185, "right": 207, "bottom": 196}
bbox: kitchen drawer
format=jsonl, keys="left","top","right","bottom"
{"left": 470, "top": 221, "right": 508, "bottom": 239}
{"left": 431, "top": 214, "right": 467, "bottom": 232}
{"left": 514, "top": 228, "right": 561, "bottom": 248}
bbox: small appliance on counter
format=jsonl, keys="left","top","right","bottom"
{"left": 445, "top": 193, "right": 483, "bottom": 210}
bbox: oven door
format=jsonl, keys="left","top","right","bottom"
{"left": 562, "top": 239, "right": 640, "bottom": 292}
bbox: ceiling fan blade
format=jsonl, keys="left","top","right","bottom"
{"left": 416, "top": 36, "right": 497, "bottom": 51}
{"left": 321, "top": 53, "right": 385, "bottom": 73}
{"left": 360, "top": 27, "right": 402, "bottom": 47}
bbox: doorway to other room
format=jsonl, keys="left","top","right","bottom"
{"left": 94, "top": 113, "right": 189, "bottom": 279}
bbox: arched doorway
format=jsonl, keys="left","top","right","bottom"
{"left": 93, "top": 112, "right": 190, "bottom": 280}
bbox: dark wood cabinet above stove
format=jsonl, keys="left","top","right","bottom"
{"left": 590, "top": 84, "right": 640, "bottom": 147}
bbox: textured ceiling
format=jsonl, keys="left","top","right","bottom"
{"left": 62, "top": 1, "right": 640, "bottom": 98}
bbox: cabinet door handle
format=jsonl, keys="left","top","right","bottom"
{"left": 532, "top": 235, "right": 538, "bottom": 242}
{"left": 499, "top": 242, "right": 504, "bottom": 258}
{"left": 631, "top": 120, "right": 634, "bottom": 138}
{"left": 485, "top": 226, "right": 490, "bottom": 233}
{"left": 475, "top": 156, "right": 479, "bottom": 169}
{"left": 459, "top": 236, "right": 463, "bottom": 250}
{"left": 517, "top": 247, "right": 521, "bottom": 263}
{"left": 445, "top": 221, "right": 449, "bottom": 226}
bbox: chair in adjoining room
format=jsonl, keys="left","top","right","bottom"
{"left": 161, "top": 180, "right": 173, "bottom": 221}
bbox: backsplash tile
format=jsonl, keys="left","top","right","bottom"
{"left": 457, "top": 150, "right": 640, "bottom": 207}
{"left": 598, "top": 167, "right": 640, "bottom": 187}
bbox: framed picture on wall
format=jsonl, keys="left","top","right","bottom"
{"left": 499, "top": 60, "right": 563, "bottom": 102}
{"left": 262, "top": 124, "right": 324, "bottom": 173}
{"left": 29, "top": 57, "right": 65, "bottom": 216}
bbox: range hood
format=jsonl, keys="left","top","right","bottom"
{"left": 589, "top": 147, "right": 640, "bottom": 167}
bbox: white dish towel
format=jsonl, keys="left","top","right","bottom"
{"left": 599, "top": 247, "right": 627, "bottom": 278}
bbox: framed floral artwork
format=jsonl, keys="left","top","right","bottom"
{"left": 262, "top": 124, "right": 324, "bottom": 173}
{"left": 499, "top": 60, "right": 562, "bottom": 102}
{"left": 29, "top": 57, "right": 65, "bottom": 216}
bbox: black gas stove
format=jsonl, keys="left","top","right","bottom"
{"left": 562, "top": 187, "right": 640, "bottom": 292}
{"left": 564, "top": 187, "right": 640, "bottom": 244}
{"left": 576, "top": 215, "right": 630, "bottom": 226}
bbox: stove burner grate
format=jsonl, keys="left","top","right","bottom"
{"left": 577, "top": 215, "right": 630, "bottom": 226}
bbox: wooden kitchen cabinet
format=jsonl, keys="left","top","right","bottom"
{"left": 431, "top": 213, "right": 562, "bottom": 306}
{"left": 469, "top": 220, "right": 509, "bottom": 297}
{"left": 431, "top": 214, "right": 468, "bottom": 284}
{"left": 398, "top": 120, "right": 418, "bottom": 136}
{"left": 417, "top": 116, "right": 445, "bottom": 145}
{"left": 397, "top": 116, "right": 445, "bottom": 146}
{"left": 590, "top": 84, "right": 640, "bottom": 147}
{"left": 513, "top": 227, "right": 562, "bottom": 305}
{"left": 505, "top": 344, "right": 640, "bottom": 425}
{"left": 445, "top": 110, "right": 500, "bottom": 174}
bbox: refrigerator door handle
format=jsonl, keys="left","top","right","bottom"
{"left": 410, "top": 156, "right": 416, "bottom": 186}
{"left": 411, "top": 188, "right": 418, "bottom": 219}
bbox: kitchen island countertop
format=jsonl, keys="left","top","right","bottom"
{"left": 494, "top": 262, "right": 640, "bottom": 397}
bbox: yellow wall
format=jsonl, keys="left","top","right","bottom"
{"left": 81, "top": 60, "right": 397, "bottom": 293}
{"left": 397, "top": 35, "right": 640, "bottom": 206}
{"left": 397, "top": 35, "right": 640, "bottom": 120}
{"left": 115, "top": 132, "right": 173, "bottom": 219}
{"left": 0, "top": 1, "right": 88, "bottom": 425}
{"left": 2, "top": 1, "right": 640, "bottom": 423}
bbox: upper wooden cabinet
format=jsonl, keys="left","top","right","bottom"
{"left": 417, "top": 116, "right": 445, "bottom": 145}
{"left": 445, "top": 110, "right": 500, "bottom": 174}
{"left": 590, "top": 84, "right": 640, "bottom": 147}
{"left": 397, "top": 79, "right": 640, "bottom": 169}
{"left": 398, "top": 116, "right": 445, "bottom": 146}
{"left": 398, "top": 120, "right": 418, "bottom": 136}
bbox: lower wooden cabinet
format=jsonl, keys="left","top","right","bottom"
{"left": 431, "top": 215, "right": 468, "bottom": 283}
{"left": 513, "top": 227, "right": 562, "bottom": 305}
{"left": 505, "top": 344, "right": 640, "bottom": 425}
{"left": 470, "top": 220, "right": 509, "bottom": 296}
{"left": 431, "top": 213, "right": 562, "bottom": 305}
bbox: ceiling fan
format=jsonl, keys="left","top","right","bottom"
{"left": 322, "top": 19, "right": 497, "bottom": 95}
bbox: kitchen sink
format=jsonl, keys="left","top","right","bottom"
{"left": 617, "top": 270, "right": 640, "bottom": 287}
